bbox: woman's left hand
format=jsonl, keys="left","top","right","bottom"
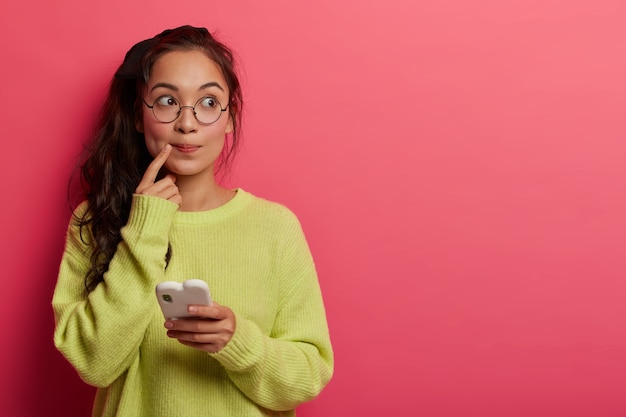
{"left": 164, "top": 303, "right": 236, "bottom": 353}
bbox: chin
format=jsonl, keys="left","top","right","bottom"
{"left": 168, "top": 164, "right": 215, "bottom": 178}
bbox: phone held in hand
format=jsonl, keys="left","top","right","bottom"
{"left": 155, "top": 279, "right": 212, "bottom": 319}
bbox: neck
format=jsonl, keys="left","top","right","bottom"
{"left": 174, "top": 174, "right": 235, "bottom": 212}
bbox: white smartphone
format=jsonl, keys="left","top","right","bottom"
{"left": 155, "top": 279, "right": 212, "bottom": 319}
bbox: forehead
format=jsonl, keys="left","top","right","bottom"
{"left": 148, "top": 50, "right": 228, "bottom": 93}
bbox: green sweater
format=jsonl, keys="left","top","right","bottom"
{"left": 53, "top": 189, "right": 333, "bottom": 417}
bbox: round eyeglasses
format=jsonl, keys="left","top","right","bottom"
{"left": 143, "top": 95, "right": 229, "bottom": 125}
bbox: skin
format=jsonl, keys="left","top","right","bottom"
{"left": 134, "top": 50, "right": 237, "bottom": 353}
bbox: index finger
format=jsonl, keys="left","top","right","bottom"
{"left": 142, "top": 144, "right": 172, "bottom": 185}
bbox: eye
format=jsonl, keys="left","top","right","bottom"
{"left": 199, "top": 96, "right": 219, "bottom": 109}
{"left": 155, "top": 95, "right": 179, "bottom": 107}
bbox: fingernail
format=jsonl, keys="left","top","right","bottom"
{"left": 163, "top": 144, "right": 171, "bottom": 152}
{"left": 165, "top": 321, "right": 173, "bottom": 329}
{"left": 188, "top": 306, "right": 197, "bottom": 313}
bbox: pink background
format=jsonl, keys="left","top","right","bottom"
{"left": 2, "top": 1, "right": 626, "bottom": 416}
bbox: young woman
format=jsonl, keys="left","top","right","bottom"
{"left": 52, "top": 25, "right": 333, "bottom": 417}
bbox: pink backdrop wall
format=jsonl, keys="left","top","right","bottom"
{"left": 2, "top": 1, "right": 626, "bottom": 416}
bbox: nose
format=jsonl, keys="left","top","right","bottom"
{"left": 174, "top": 105, "right": 198, "bottom": 133}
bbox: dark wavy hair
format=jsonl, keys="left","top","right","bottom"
{"left": 73, "top": 26, "right": 243, "bottom": 292}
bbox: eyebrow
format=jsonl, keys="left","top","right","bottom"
{"left": 150, "top": 81, "right": 225, "bottom": 93}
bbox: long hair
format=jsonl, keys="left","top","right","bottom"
{"left": 74, "top": 26, "right": 243, "bottom": 292}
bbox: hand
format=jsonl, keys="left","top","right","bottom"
{"left": 164, "top": 303, "right": 237, "bottom": 353}
{"left": 135, "top": 144, "right": 182, "bottom": 206}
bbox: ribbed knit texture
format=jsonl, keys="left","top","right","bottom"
{"left": 52, "top": 189, "right": 333, "bottom": 417}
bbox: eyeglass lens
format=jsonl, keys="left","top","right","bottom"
{"left": 151, "top": 96, "right": 225, "bottom": 124}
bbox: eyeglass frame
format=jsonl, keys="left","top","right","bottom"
{"left": 142, "top": 95, "right": 229, "bottom": 125}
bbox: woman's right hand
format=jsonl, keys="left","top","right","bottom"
{"left": 135, "top": 144, "right": 182, "bottom": 206}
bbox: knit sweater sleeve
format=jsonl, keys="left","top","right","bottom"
{"left": 52, "top": 195, "right": 179, "bottom": 387}
{"left": 211, "top": 209, "right": 334, "bottom": 411}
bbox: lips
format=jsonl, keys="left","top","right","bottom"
{"left": 172, "top": 144, "right": 200, "bottom": 153}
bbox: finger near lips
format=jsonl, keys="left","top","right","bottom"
{"left": 142, "top": 144, "right": 173, "bottom": 186}
{"left": 136, "top": 152, "right": 171, "bottom": 193}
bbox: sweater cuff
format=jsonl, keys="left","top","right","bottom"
{"left": 124, "top": 194, "right": 179, "bottom": 240}
{"left": 210, "top": 314, "right": 264, "bottom": 371}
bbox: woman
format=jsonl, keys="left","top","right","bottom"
{"left": 53, "top": 25, "right": 333, "bottom": 417}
